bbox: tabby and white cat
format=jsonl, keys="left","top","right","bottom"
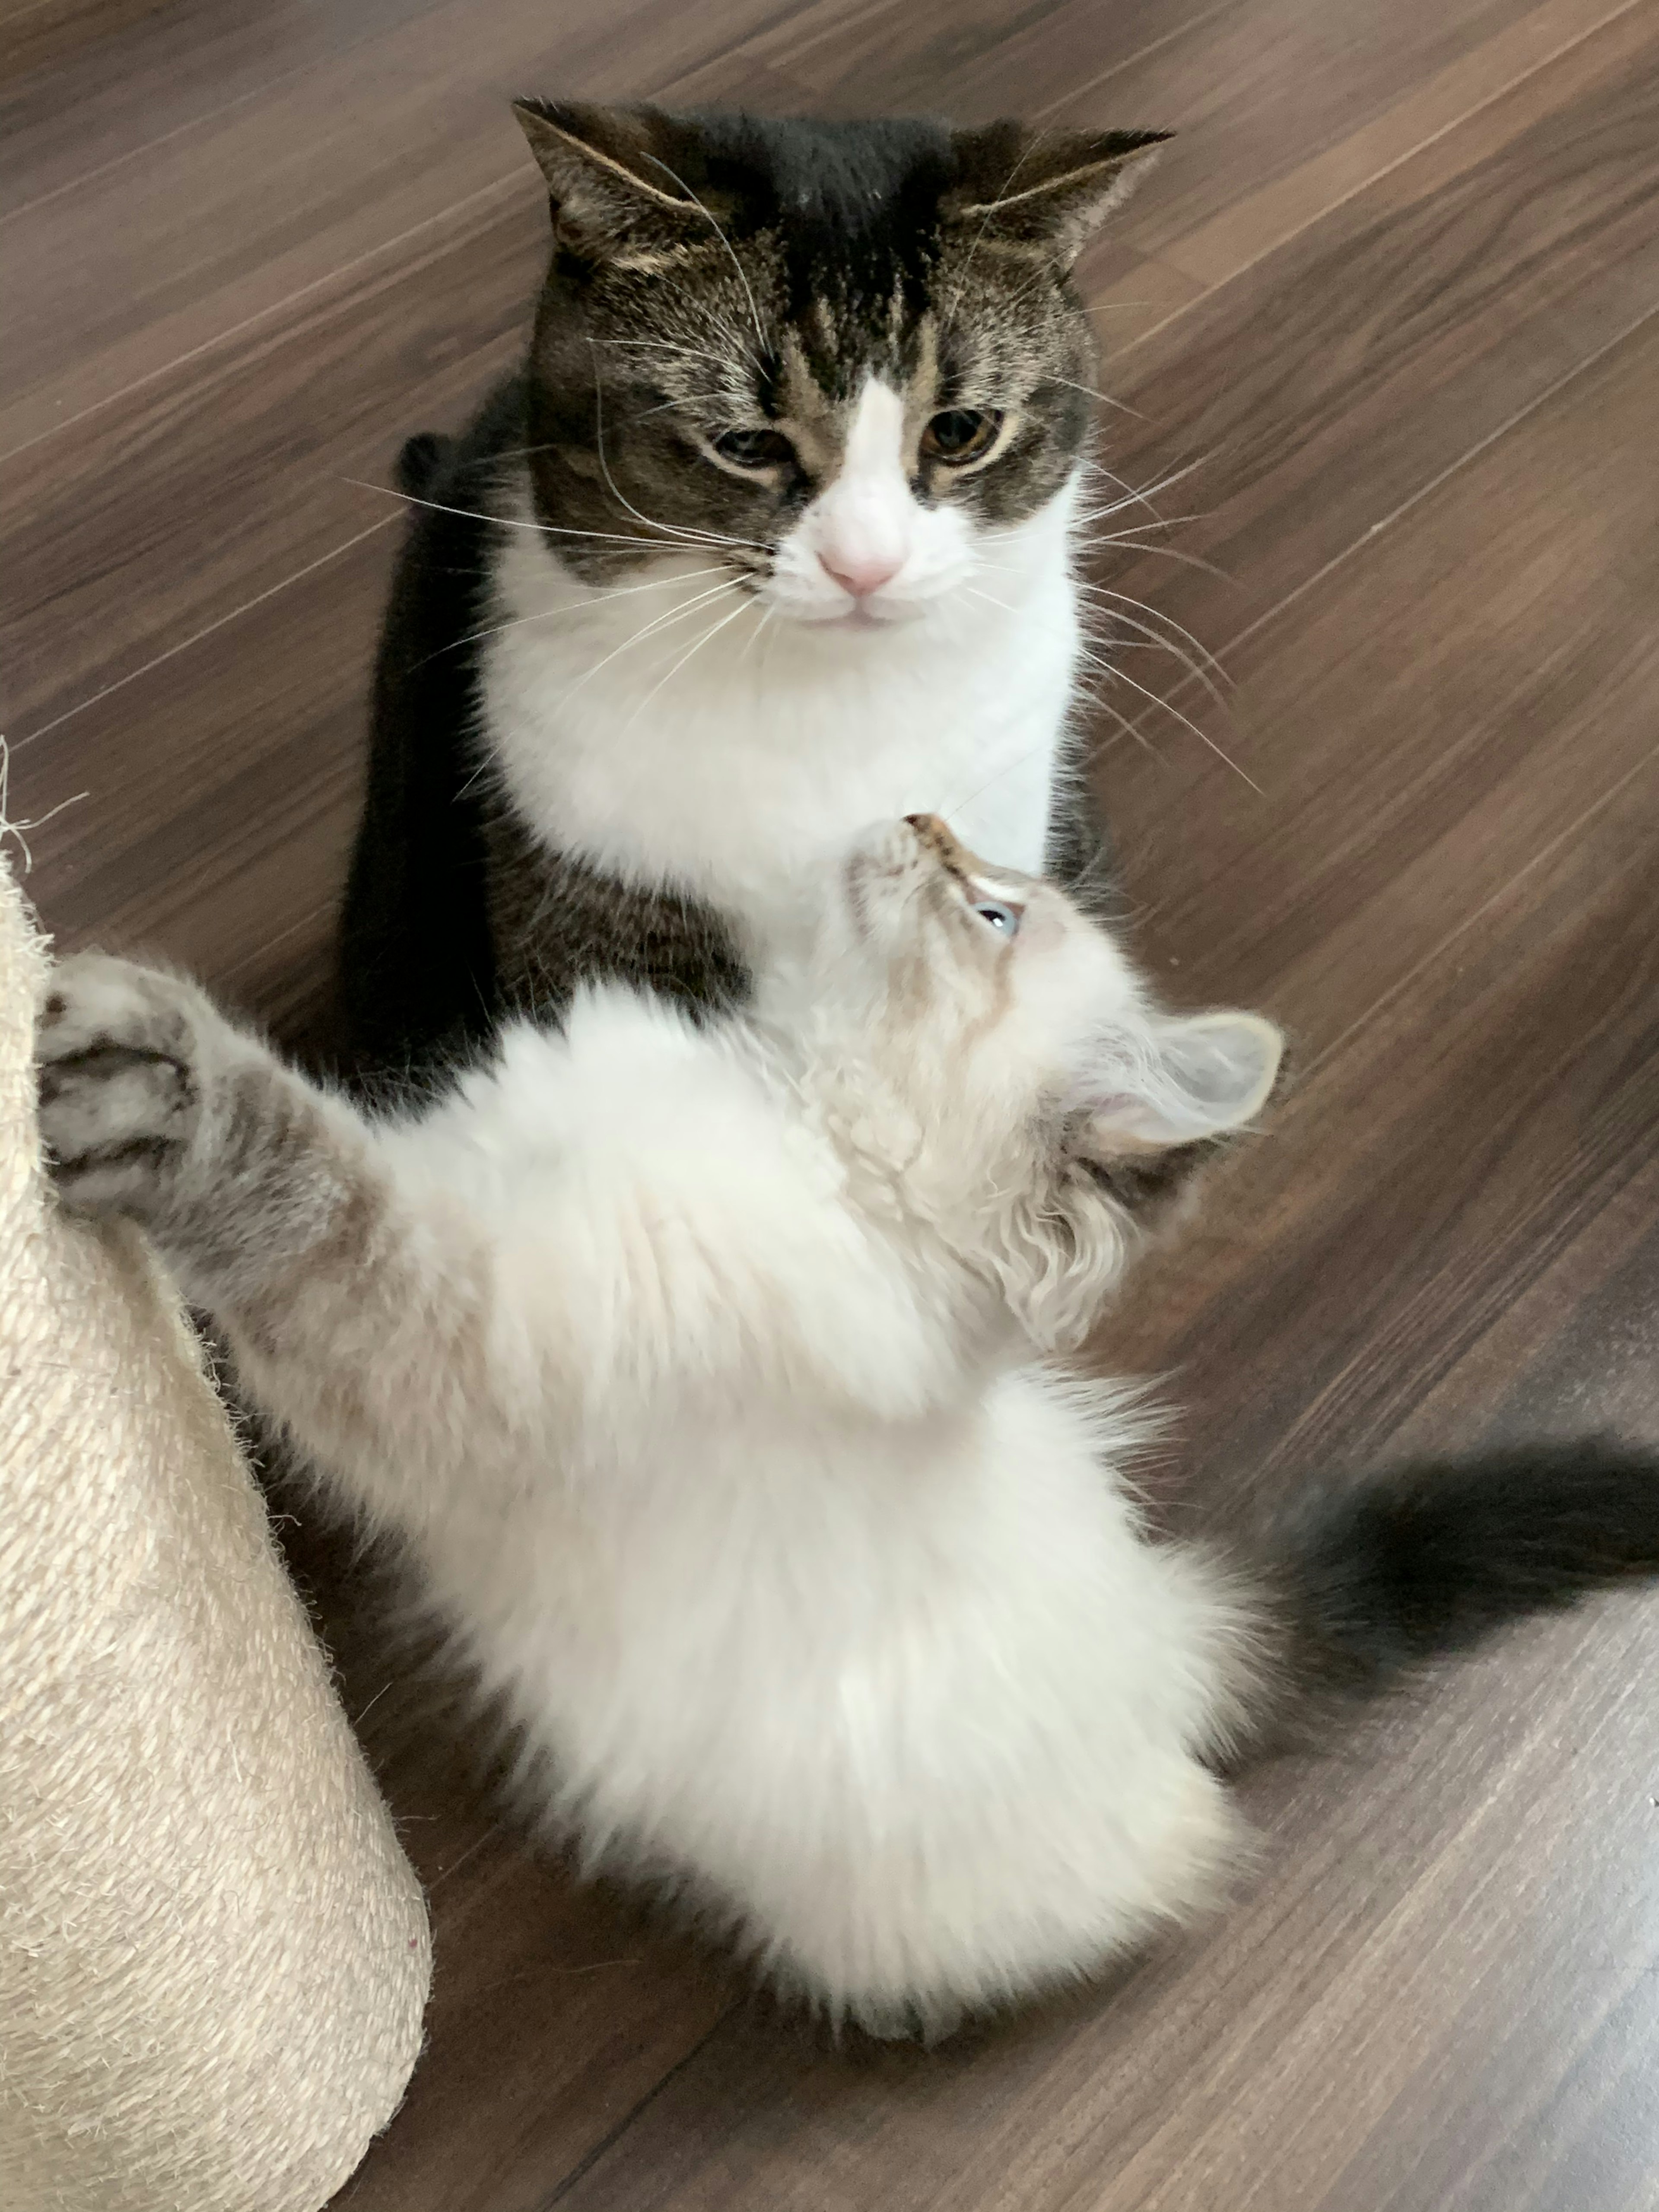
{"left": 343, "top": 103, "right": 1168, "bottom": 1077}
{"left": 39, "top": 818, "right": 1659, "bottom": 2035}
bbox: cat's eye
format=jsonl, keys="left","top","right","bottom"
{"left": 711, "top": 427, "right": 795, "bottom": 471}
{"left": 972, "top": 898, "right": 1022, "bottom": 937}
{"left": 922, "top": 409, "right": 1003, "bottom": 466}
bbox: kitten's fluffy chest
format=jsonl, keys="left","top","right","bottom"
{"left": 478, "top": 481, "right": 1081, "bottom": 957}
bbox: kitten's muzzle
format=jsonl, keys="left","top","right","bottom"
{"left": 843, "top": 820, "right": 930, "bottom": 935}
{"left": 849, "top": 815, "right": 972, "bottom": 908}
{"left": 903, "top": 814, "right": 973, "bottom": 880}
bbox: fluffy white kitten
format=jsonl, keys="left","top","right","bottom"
{"left": 38, "top": 819, "right": 1659, "bottom": 2036}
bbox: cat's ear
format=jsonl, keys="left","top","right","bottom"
{"left": 512, "top": 99, "right": 722, "bottom": 264}
{"left": 946, "top": 124, "right": 1171, "bottom": 267}
{"left": 1054, "top": 1011, "right": 1282, "bottom": 1246}
{"left": 1074, "top": 1012, "right": 1283, "bottom": 1160}
{"left": 1010, "top": 1012, "right": 1277, "bottom": 1348}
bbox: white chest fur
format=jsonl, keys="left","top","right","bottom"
{"left": 478, "top": 474, "right": 1083, "bottom": 962}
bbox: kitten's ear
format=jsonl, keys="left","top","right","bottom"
{"left": 1077, "top": 1012, "right": 1284, "bottom": 1157}
{"left": 512, "top": 99, "right": 721, "bottom": 263}
{"left": 946, "top": 124, "right": 1171, "bottom": 267}
{"left": 1016, "top": 1012, "right": 1277, "bottom": 1346}
{"left": 1059, "top": 1012, "right": 1282, "bottom": 1243}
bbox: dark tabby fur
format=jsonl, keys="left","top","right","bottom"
{"left": 343, "top": 105, "right": 1166, "bottom": 1083}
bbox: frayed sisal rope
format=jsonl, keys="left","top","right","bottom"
{"left": 0, "top": 850, "right": 431, "bottom": 2212}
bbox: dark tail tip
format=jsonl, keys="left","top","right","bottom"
{"left": 1269, "top": 1436, "right": 1659, "bottom": 1703}
{"left": 396, "top": 432, "right": 452, "bottom": 499}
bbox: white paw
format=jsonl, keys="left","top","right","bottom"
{"left": 35, "top": 954, "right": 216, "bottom": 1217}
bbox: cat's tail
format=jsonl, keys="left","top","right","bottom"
{"left": 395, "top": 432, "right": 453, "bottom": 500}
{"left": 1252, "top": 1435, "right": 1659, "bottom": 1729}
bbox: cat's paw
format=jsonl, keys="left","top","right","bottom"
{"left": 35, "top": 954, "right": 222, "bottom": 1220}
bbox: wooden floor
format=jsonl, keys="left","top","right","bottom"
{"left": 7, "top": 0, "right": 1659, "bottom": 2205}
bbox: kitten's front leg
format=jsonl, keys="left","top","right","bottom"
{"left": 37, "top": 954, "right": 343, "bottom": 1303}
{"left": 35, "top": 955, "right": 491, "bottom": 1536}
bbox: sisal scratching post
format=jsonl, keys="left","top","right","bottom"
{"left": 0, "top": 851, "right": 431, "bottom": 2212}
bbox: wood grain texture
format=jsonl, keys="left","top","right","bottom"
{"left": 5, "top": 2, "right": 1659, "bottom": 2206}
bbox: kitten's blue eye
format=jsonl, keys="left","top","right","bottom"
{"left": 973, "top": 899, "right": 1021, "bottom": 937}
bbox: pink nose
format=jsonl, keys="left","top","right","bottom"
{"left": 819, "top": 549, "right": 903, "bottom": 599}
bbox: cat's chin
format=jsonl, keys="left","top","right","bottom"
{"left": 772, "top": 600, "right": 935, "bottom": 633}
{"left": 820, "top": 607, "right": 903, "bottom": 632}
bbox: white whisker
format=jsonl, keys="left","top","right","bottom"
{"left": 1097, "top": 655, "right": 1261, "bottom": 792}
{"left": 559, "top": 579, "right": 744, "bottom": 710}
{"left": 589, "top": 369, "right": 768, "bottom": 553}
{"left": 638, "top": 154, "right": 766, "bottom": 356}
{"left": 736, "top": 601, "right": 775, "bottom": 672}
{"left": 944, "top": 128, "right": 1051, "bottom": 323}
{"left": 1050, "top": 375, "right": 1143, "bottom": 420}
{"left": 1087, "top": 451, "right": 1208, "bottom": 504}
{"left": 1084, "top": 690, "right": 1163, "bottom": 760}
{"left": 413, "top": 565, "right": 733, "bottom": 667}
{"left": 1084, "top": 455, "right": 1207, "bottom": 529}
{"left": 1074, "top": 587, "right": 1231, "bottom": 714}
{"left": 595, "top": 337, "right": 736, "bottom": 372}
{"left": 482, "top": 441, "right": 560, "bottom": 467}
{"left": 634, "top": 392, "right": 730, "bottom": 423}
{"left": 346, "top": 477, "right": 718, "bottom": 554}
{"left": 934, "top": 587, "right": 1125, "bottom": 820}
{"left": 1087, "top": 532, "right": 1232, "bottom": 582}
{"left": 620, "top": 597, "right": 753, "bottom": 733}
{"left": 954, "top": 575, "right": 1246, "bottom": 797}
